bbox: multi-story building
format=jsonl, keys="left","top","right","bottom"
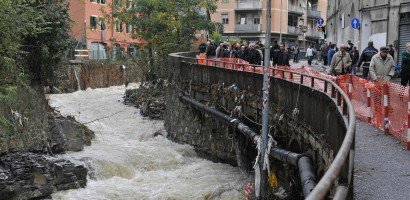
{"left": 210, "top": 0, "right": 327, "bottom": 51}
{"left": 327, "top": 0, "right": 410, "bottom": 64}
{"left": 68, "top": 0, "right": 144, "bottom": 59}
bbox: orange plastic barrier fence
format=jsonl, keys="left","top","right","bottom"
{"left": 196, "top": 57, "right": 410, "bottom": 149}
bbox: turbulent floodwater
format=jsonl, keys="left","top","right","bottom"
{"left": 48, "top": 85, "right": 251, "bottom": 200}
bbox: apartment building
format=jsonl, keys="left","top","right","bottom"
{"left": 210, "top": 0, "right": 327, "bottom": 51}
{"left": 68, "top": 0, "right": 144, "bottom": 59}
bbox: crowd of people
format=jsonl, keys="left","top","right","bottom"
{"left": 198, "top": 40, "right": 296, "bottom": 66}
{"left": 197, "top": 40, "right": 410, "bottom": 86}
{"left": 322, "top": 40, "right": 410, "bottom": 86}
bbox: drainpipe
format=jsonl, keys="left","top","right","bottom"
{"left": 178, "top": 94, "right": 316, "bottom": 197}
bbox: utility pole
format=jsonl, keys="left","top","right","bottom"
{"left": 258, "top": 0, "right": 272, "bottom": 198}
{"left": 279, "top": 0, "right": 283, "bottom": 43}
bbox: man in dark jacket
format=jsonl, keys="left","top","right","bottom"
{"left": 401, "top": 42, "right": 410, "bottom": 86}
{"left": 271, "top": 41, "right": 280, "bottom": 65}
{"left": 199, "top": 42, "right": 206, "bottom": 53}
{"left": 248, "top": 43, "right": 262, "bottom": 65}
{"left": 350, "top": 46, "right": 360, "bottom": 74}
{"left": 277, "top": 43, "right": 291, "bottom": 66}
{"left": 205, "top": 41, "right": 217, "bottom": 58}
{"left": 357, "top": 41, "right": 378, "bottom": 79}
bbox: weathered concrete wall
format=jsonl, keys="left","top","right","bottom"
{"left": 165, "top": 54, "right": 351, "bottom": 196}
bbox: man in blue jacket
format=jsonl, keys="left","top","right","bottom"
{"left": 327, "top": 44, "right": 336, "bottom": 67}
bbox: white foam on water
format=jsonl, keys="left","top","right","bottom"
{"left": 48, "top": 85, "right": 250, "bottom": 200}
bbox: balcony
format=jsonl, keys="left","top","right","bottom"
{"left": 306, "top": 30, "right": 322, "bottom": 38}
{"left": 235, "top": 24, "right": 261, "bottom": 32}
{"left": 235, "top": 0, "right": 262, "bottom": 11}
{"left": 288, "top": 4, "right": 304, "bottom": 15}
{"left": 307, "top": 9, "right": 321, "bottom": 19}
{"left": 287, "top": 26, "right": 301, "bottom": 35}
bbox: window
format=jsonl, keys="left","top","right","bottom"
{"left": 101, "top": 0, "right": 106, "bottom": 4}
{"left": 100, "top": 18, "right": 106, "bottom": 31}
{"left": 288, "top": 14, "right": 298, "bottom": 27}
{"left": 222, "top": 14, "right": 229, "bottom": 24}
{"left": 115, "top": 21, "right": 123, "bottom": 32}
{"left": 126, "top": 24, "right": 132, "bottom": 33}
{"left": 222, "top": 0, "right": 229, "bottom": 3}
{"left": 90, "top": 42, "right": 107, "bottom": 60}
{"left": 90, "top": 16, "right": 97, "bottom": 30}
{"left": 253, "top": 17, "right": 260, "bottom": 24}
{"left": 238, "top": 14, "right": 246, "bottom": 24}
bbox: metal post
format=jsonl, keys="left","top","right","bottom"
{"left": 279, "top": 0, "right": 283, "bottom": 43}
{"left": 258, "top": 0, "right": 272, "bottom": 198}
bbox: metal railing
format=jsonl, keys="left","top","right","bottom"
{"left": 306, "top": 30, "right": 322, "bottom": 38}
{"left": 307, "top": 9, "right": 322, "bottom": 18}
{"left": 169, "top": 52, "right": 356, "bottom": 199}
{"left": 287, "top": 26, "right": 301, "bottom": 35}
{"left": 234, "top": 24, "right": 261, "bottom": 32}
{"left": 236, "top": 0, "right": 261, "bottom": 10}
{"left": 288, "top": 4, "right": 304, "bottom": 14}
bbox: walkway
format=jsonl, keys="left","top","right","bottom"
{"left": 354, "top": 121, "right": 410, "bottom": 200}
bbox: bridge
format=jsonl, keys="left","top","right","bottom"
{"left": 166, "top": 52, "right": 356, "bottom": 199}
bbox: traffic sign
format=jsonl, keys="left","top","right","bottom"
{"left": 351, "top": 17, "right": 360, "bottom": 29}
{"left": 316, "top": 17, "right": 324, "bottom": 25}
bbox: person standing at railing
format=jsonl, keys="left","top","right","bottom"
{"left": 277, "top": 43, "right": 291, "bottom": 67}
{"left": 247, "top": 43, "right": 262, "bottom": 65}
{"left": 271, "top": 40, "right": 280, "bottom": 66}
{"left": 205, "top": 41, "right": 217, "bottom": 59}
{"left": 330, "top": 44, "right": 352, "bottom": 76}
{"left": 327, "top": 44, "right": 336, "bottom": 67}
{"left": 401, "top": 42, "right": 410, "bottom": 86}
{"left": 350, "top": 46, "right": 360, "bottom": 75}
{"left": 369, "top": 46, "right": 395, "bottom": 82}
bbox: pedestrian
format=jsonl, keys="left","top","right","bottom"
{"left": 255, "top": 44, "right": 263, "bottom": 64}
{"left": 369, "top": 46, "right": 395, "bottom": 81}
{"left": 199, "top": 41, "right": 206, "bottom": 53}
{"left": 271, "top": 41, "right": 280, "bottom": 65}
{"left": 330, "top": 44, "right": 352, "bottom": 76}
{"left": 350, "top": 46, "right": 360, "bottom": 74}
{"left": 221, "top": 44, "right": 230, "bottom": 58}
{"left": 237, "top": 45, "right": 246, "bottom": 60}
{"left": 357, "top": 41, "right": 378, "bottom": 79}
{"left": 327, "top": 44, "right": 336, "bottom": 67}
{"left": 400, "top": 42, "right": 410, "bottom": 86}
{"left": 388, "top": 44, "right": 396, "bottom": 59}
{"left": 277, "top": 43, "right": 291, "bottom": 66}
{"left": 321, "top": 43, "right": 329, "bottom": 66}
{"left": 205, "top": 41, "right": 217, "bottom": 58}
{"left": 293, "top": 45, "right": 299, "bottom": 63}
{"left": 248, "top": 43, "right": 262, "bottom": 65}
{"left": 347, "top": 40, "right": 354, "bottom": 52}
{"left": 306, "top": 45, "right": 314, "bottom": 66}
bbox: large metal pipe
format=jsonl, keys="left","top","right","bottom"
{"left": 179, "top": 94, "right": 316, "bottom": 197}
{"left": 178, "top": 94, "right": 258, "bottom": 140}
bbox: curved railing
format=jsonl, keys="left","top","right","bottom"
{"left": 169, "top": 52, "right": 356, "bottom": 199}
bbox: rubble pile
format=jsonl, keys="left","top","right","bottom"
{"left": 124, "top": 79, "right": 167, "bottom": 120}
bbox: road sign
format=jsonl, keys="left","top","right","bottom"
{"left": 351, "top": 17, "right": 360, "bottom": 29}
{"left": 316, "top": 17, "right": 324, "bottom": 25}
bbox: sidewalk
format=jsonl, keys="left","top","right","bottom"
{"left": 291, "top": 59, "right": 410, "bottom": 199}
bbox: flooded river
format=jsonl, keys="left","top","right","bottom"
{"left": 48, "top": 85, "right": 250, "bottom": 200}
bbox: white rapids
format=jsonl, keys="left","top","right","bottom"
{"left": 48, "top": 85, "right": 251, "bottom": 200}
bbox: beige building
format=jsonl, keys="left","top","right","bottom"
{"left": 211, "top": 0, "right": 327, "bottom": 51}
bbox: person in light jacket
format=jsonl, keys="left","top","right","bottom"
{"left": 330, "top": 44, "right": 352, "bottom": 75}
{"left": 369, "top": 46, "right": 395, "bottom": 81}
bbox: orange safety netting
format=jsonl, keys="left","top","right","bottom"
{"left": 197, "top": 57, "right": 409, "bottom": 143}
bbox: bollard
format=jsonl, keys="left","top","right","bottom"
{"left": 366, "top": 88, "right": 372, "bottom": 124}
{"left": 383, "top": 83, "right": 390, "bottom": 135}
{"left": 347, "top": 75, "right": 353, "bottom": 99}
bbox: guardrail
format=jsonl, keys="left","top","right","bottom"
{"left": 169, "top": 52, "right": 356, "bottom": 199}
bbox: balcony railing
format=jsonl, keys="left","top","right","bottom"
{"left": 288, "top": 4, "right": 304, "bottom": 15}
{"left": 307, "top": 9, "right": 321, "bottom": 18}
{"left": 306, "top": 30, "right": 321, "bottom": 38}
{"left": 235, "top": 24, "right": 261, "bottom": 32}
{"left": 236, "top": 0, "right": 261, "bottom": 10}
{"left": 287, "top": 26, "right": 301, "bottom": 35}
